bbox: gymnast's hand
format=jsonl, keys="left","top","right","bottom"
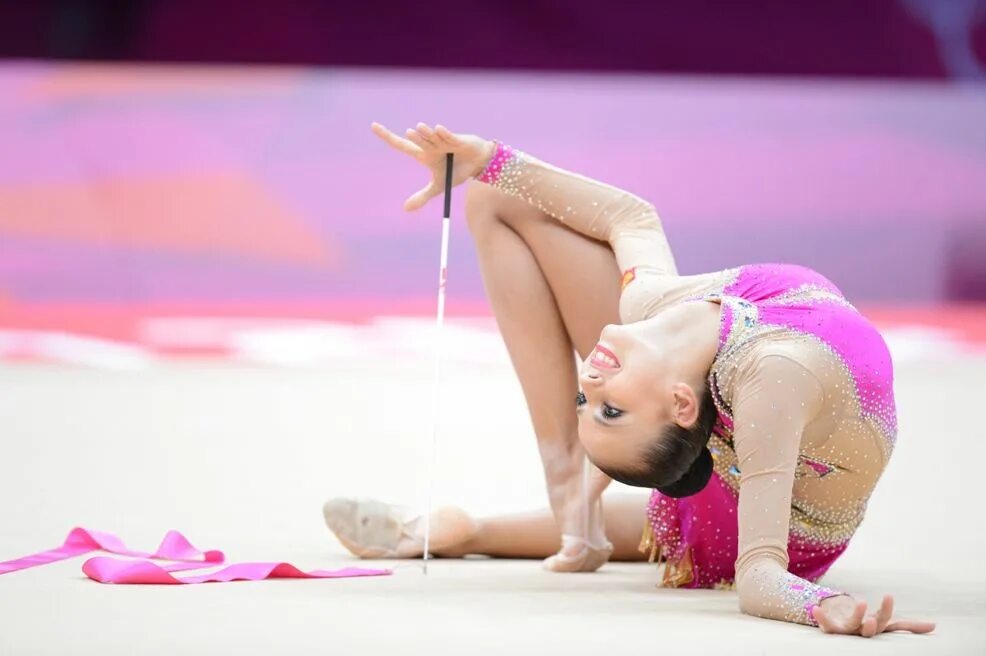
{"left": 813, "top": 594, "right": 935, "bottom": 637}
{"left": 371, "top": 122, "right": 495, "bottom": 212}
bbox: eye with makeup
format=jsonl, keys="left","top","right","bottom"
{"left": 575, "top": 391, "right": 624, "bottom": 419}
{"left": 601, "top": 404, "right": 624, "bottom": 419}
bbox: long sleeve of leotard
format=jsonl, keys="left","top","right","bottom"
{"left": 730, "top": 352, "right": 847, "bottom": 626}
{"left": 474, "top": 141, "right": 678, "bottom": 276}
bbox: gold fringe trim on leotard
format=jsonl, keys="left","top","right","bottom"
{"left": 638, "top": 521, "right": 695, "bottom": 588}
{"left": 639, "top": 521, "right": 659, "bottom": 563}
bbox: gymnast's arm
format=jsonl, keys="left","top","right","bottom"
{"left": 732, "top": 354, "right": 937, "bottom": 635}
{"left": 730, "top": 353, "right": 848, "bottom": 627}
{"left": 370, "top": 121, "right": 676, "bottom": 275}
{"left": 473, "top": 141, "right": 679, "bottom": 277}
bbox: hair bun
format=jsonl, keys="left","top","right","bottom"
{"left": 656, "top": 447, "right": 713, "bottom": 499}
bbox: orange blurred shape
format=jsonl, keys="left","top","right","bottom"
{"left": 23, "top": 64, "right": 303, "bottom": 101}
{"left": 0, "top": 173, "right": 336, "bottom": 265}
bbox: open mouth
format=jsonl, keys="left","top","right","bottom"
{"left": 589, "top": 343, "right": 621, "bottom": 370}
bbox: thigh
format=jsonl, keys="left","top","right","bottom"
{"left": 478, "top": 185, "right": 623, "bottom": 358}
{"left": 465, "top": 185, "right": 585, "bottom": 442}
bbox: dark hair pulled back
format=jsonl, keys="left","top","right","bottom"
{"left": 598, "top": 382, "right": 717, "bottom": 498}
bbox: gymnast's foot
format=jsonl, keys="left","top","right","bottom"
{"left": 322, "top": 497, "right": 478, "bottom": 559}
{"left": 542, "top": 534, "right": 614, "bottom": 573}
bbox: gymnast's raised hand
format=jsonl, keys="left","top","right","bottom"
{"left": 370, "top": 122, "right": 494, "bottom": 211}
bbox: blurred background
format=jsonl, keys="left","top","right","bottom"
{"left": 2, "top": 5, "right": 986, "bottom": 652}
{"left": 0, "top": 0, "right": 984, "bottom": 365}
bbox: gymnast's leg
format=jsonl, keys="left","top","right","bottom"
{"left": 431, "top": 495, "right": 648, "bottom": 561}
{"left": 325, "top": 182, "right": 648, "bottom": 562}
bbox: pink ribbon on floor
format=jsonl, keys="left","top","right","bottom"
{"left": 0, "top": 527, "right": 390, "bottom": 584}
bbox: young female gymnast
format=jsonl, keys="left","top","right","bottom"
{"left": 323, "top": 122, "right": 935, "bottom": 637}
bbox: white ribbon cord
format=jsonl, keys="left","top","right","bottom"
{"left": 422, "top": 208, "right": 452, "bottom": 574}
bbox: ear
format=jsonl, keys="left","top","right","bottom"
{"left": 670, "top": 382, "right": 700, "bottom": 428}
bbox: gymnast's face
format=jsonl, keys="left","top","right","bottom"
{"left": 576, "top": 324, "right": 702, "bottom": 472}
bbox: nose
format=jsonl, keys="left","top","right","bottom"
{"left": 580, "top": 368, "right": 605, "bottom": 388}
{"left": 600, "top": 323, "right": 624, "bottom": 341}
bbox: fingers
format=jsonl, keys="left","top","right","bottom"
{"left": 405, "top": 128, "right": 433, "bottom": 152}
{"left": 435, "top": 124, "right": 462, "bottom": 148}
{"left": 406, "top": 122, "right": 445, "bottom": 152}
{"left": 370, "top": 122, "right": 422, "bottom": 158}
{"left": 874, "top": 595, "right": 937, "bottom": 635}
{"left": 814, "top": 593, "right": 936, "bottom": 637}
{"left": 404, "top": 181, "right": 437, "bottom": 212}
{"left": 873, "top": 595, "right": 894, "bottom": 633}
{"left": 376, "top": 121, "right": 461, "bottom": 155}
{"left": 885, "top": 620, "right": 936, "bottom": 634}
{"left": 415, "top": 122, "right": 440, "bottom": 146}
{"left": 850, "top": 599, "right": 867, "bottom": 632}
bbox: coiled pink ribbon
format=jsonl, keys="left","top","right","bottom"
{"left": 0, "top": 527, "right": 389, "bottom": 584}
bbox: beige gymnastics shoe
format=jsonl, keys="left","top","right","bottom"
{"left": 542, "top": 534, "right": 614, "bottom": 573}
{"left": 323, "top": 497, "right": 477, "bottom": 559}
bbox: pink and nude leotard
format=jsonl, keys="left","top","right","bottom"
{"left": 476, "top": 141, "right": 897, "bottom": 626}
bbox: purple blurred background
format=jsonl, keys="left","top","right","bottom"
{"left": 0, "top": 1, "right": 984, "bottom": 357}
{"left": 3, "top": 1, "right": 986, "bottom": 80}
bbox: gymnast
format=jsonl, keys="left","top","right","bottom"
{"left": 323, "top": 122, "right": 935, "bottom": 636}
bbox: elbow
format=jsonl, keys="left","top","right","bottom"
{"left": 635, "top": 202, "right": 663, "bottom": 231}
{"left": 608, "top": 196, "right": 663, "bottom": 233}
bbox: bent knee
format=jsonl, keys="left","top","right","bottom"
{"left": 465, "top": 181, "right": 550, "bottom": 235}
{"left": 464, "top": 182, "right": 504, "bottom": 233}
